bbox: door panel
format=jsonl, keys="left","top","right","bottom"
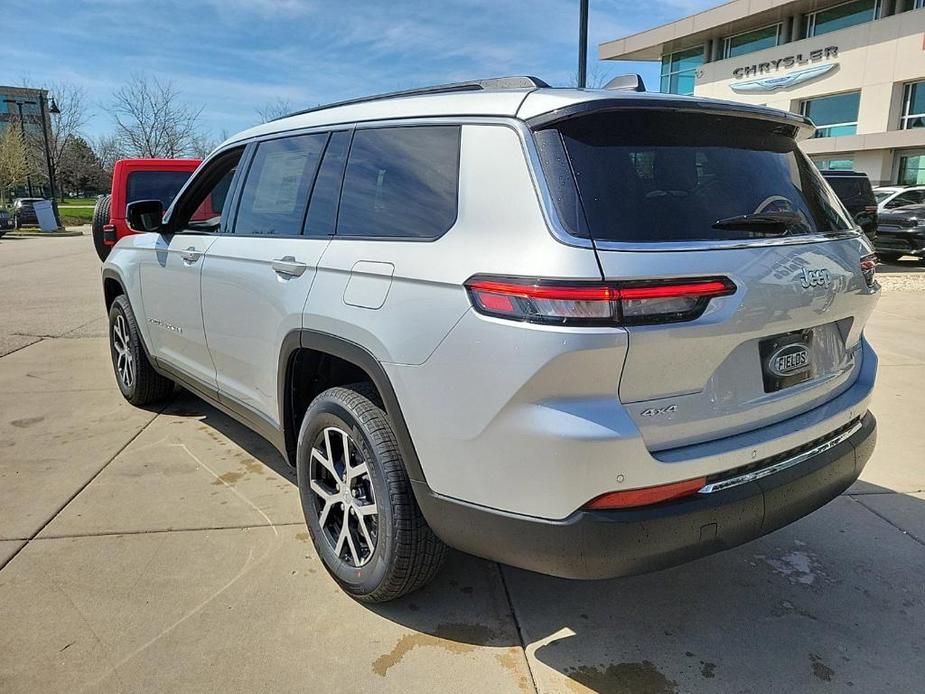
{"left": 201, "top": 237, "right": 328, "bottom": 421}
{"left": 140, "top": 233, "right": 217, "bottom": 387}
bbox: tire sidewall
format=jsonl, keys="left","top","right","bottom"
{"left": 296, "top": 395, "right": 394, "bottom": 596}
{"left": 92, "top": 195, "right": 112, "bottom": 261}
{"left": 108, "top": 297, "right": 137, "bottom": 401}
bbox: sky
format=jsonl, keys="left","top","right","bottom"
{"left": 5, "top": 0, "right": 717, "bottom": 142}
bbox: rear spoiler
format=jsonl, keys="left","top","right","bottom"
{"left": 526, "top": 97, "right": 816, "bottom": 140}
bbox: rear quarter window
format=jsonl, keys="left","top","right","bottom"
{"left": 336, "top": 125, "right": 460, "bottom": 239}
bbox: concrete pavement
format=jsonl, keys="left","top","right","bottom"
{"left": 0, "top": 234, "right": 923, "bottom": 693}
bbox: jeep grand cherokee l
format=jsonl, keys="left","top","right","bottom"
{"left": 101, "top": 76, "right": 879, "bottom": 602}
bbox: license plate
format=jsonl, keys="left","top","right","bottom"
{"left": 759, "top": 330, "right": 815, "bottom": 393}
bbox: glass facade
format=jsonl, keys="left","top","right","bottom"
{"left": 801, "top": 92, "right": 861, "bottom": 138}
{"left": 722, "top": 24, "right": 780, "bottom": 59}
{"left": 813, "top": 156, "right": 856, "bottom": 171}
{"left": 659, "top": 46, "right": 703, "bottom": 95}
{"left": 898, "top": 152, "right": 925, "bottom": 185}
{"left": 803, "top": 0, "right": 880, "bottom": 38}
{"left": 901, "top": 81, "right": 925, "bottom": 129}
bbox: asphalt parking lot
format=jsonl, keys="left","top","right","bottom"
{"left": 1, "top": 234, "right": 923, "bottom": 693}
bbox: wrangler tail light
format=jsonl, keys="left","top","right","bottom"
{"left": 584, "top": 477, "right": 707, "bottom": 510}
{"left": 465, "top": 276, "right": 735, "bottom": 326}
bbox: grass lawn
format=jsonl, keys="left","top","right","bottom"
{"left": 59, "top": 207, "right": 94, "bottom": 224}
{"left": 60, "top": 197, "right": 101, "bottom": 206}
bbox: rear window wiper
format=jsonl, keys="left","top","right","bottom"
{"left": 711, "top": 212, "right": 811, "bottom": 235}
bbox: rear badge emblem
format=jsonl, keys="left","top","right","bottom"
{"left": 768, "top": 344, "right": 811, "bottom": 377}
{"left": 641, "top": 405, "right": 677, "bottom": 417}
{"left": 799, "top": 267, "right": 831, "bottom": 289}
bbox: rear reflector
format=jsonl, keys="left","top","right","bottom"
{"left": 465, "top": 276, "right": 735, "bottom": 326}
{"left": 584, "top": 477, "right": 707, "bottom": 510}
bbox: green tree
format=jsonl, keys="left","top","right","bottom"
{"left": 58, "top": 135, "right": 108, "bottom": 196}
{"left": 0, "top": 124, "right": 30, "bottom": 204}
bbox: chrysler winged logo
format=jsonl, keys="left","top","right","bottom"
{"left": 731, "top": 63, "right": 836, "bottom": 93}
{"left": 799, "top": 267, "right": 831, "bottom": 289}
{"left": 767, "top": 344, "right": 811, "bottom": 377}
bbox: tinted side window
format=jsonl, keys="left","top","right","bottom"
{"left": 235, "top": 133, "right": 327, "bottom": 236}
{"left": 126, "top": 171, "right": 192, "bottom": 208}
{"left": 304, "top": 130, "right": 350, "bottom": 237}
{"left": 337, "top": 126, "right": 460, "bottom": 239}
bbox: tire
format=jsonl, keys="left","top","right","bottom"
{"left": 92, "top": 194, "right": 112, "bottom": 261}
{"left": 108, "top": 294, "right": 173, "bottom": 406}
{"left": 877, "top": 252, "right": 902, "bottom": 263}
{"left": 297, "top": 384, "right": 447, "bottom": 602}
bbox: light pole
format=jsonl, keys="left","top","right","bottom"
{"left": 3, "top": 99, "right": 34, "bottom": 196}
{"left": 578, "top": 0, "right": 589, "bottom": 88}
{"left": 3, "top": 95, "right": 61, "bottom": 225}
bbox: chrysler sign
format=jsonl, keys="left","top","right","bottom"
{"left": 731, "top": 46, "right": 838, "bottom": 93}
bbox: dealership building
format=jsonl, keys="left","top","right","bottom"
{"left": 600, "top": 0, "right": 925, "bottom": 185}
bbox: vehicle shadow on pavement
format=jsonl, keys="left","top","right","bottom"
{"left": 171, "top": 392, "right": 924, "bottom": 692}
{"left": 878, "top": 258, "right": 925, "bottom": 274}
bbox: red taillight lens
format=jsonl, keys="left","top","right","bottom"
{"left": 584, "top": 477, "right": 707, "bottom": 510}
{"left": 860, "top": 253, "right": 877, "bottom": 288}
{"left": 465, "top": 276, "right": 735, "bottom": 326}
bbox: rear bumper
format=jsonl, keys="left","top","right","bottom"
{"left": 415, "top": 411, "right": 875, "bottom": 580}
{"left": 875, "top": 230, "right": 925, "bottom": 256}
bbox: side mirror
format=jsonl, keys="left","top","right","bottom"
{"left": 126, "top": 199, "right": 165, "bottom": 232}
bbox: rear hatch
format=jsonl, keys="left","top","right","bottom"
{"left": 533, "top": 106, "right": 879, "bottom": 451}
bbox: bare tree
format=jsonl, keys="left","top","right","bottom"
{"left": 256, "top": 97, "right": 293, "bottom": 124}
{"left": 108, "top": 74, "right": 204, "bottom": 158}
{"left": 0, "top": 123, "right": 30, "bottom": 203}
{"left": 91, "top": 133, "right": 123, "bottom": 179}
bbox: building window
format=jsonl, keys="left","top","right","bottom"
{"left": 659, "top": 46, "right": 703, "bottom": 95}
{"left": 801, "top": 91, "right": 861, "bottom": 138}
{"left": 897, "top": 151, "right": 925, "bottom": 185}
{"left": 813, "top": 156, "right": 855, "bottom": 170}
{"left": 803, "top": 0, "right": 881, "bottom": 38}
{"left": 901, "top": 81, "right": 925, "bottom": 129}
{"left": 722, "top": 24, "right": 781, "bottom": 59}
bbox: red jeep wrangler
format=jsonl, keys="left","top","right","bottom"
{"left": 92, "top": 158, "right": 201, "bottom": 260}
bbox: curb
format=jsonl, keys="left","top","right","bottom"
{"left": 3, "top": 229, "right": 84, "bottom": 238}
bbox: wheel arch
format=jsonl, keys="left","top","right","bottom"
{"left": 278, "top": 330, "right": 426, "bottom": 484}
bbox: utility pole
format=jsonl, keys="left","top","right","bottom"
{"left": 578, "top": 0, "right": 589, "bottom": 88}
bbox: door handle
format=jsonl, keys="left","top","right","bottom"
{"left": 272, "top": 256, "right": 307, "bottom": 277}
{"left": 180, "top": 246, "right": 202, "bottom": 263}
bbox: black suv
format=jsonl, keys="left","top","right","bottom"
{"left": 874, "top": 204, "right": 925, "bottom": 263}
{"left": 820, "top": 171, "right": 878, "bottom": 243}
{"left": 11, "top": 198, "right": 42, "bottom": 229}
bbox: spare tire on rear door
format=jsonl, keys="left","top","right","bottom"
{"left": 92, "top": 194, "right": 112, "bottom": 261}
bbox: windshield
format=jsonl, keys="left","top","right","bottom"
{"left": 126, "top": 171, "right": 193, "bottom": 208}
{"left": 534, "top": 110, "right": 854, "bottom": 243}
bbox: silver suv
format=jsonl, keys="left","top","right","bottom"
{"left": 102, "top": 76, "right": 880, "bottom": 602}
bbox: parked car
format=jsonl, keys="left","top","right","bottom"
{"left": 92, "top": 158, "right": 202, "bottom": 260}
{"left": 11, "top": 198, "right": 43, "bottom": 229}
{"left": 102, "top": 76, "right": 879, "bottom": 602}
{"left": 0, "top": 208, "right": 10, "bottom": 235}
{"left": 820, "top": 171, "right": 878, "bottom": 242}
{"left": 874, "top": 204, "right": 925, "bottom": 262}
{"left": 873, "top": 184, "right": 925, "bottom": 211}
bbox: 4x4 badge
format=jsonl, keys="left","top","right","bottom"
{"left": 641, "top": 405, "right": 677, "bottom": 417}
{"left": 799, "top": 267, "right": 830, "bottom": 289}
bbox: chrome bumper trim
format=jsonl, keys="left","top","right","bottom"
{"left": 697, "top": 419, "right": 864, "bottom": 495}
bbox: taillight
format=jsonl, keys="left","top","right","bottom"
{"left": 860, "top": 253, "right": 877, "bottom": 288}
{"left": 465, "top": 276, "right": 735, "bottom": 326}
{"left": 584, "top": 477, "right": 707, "bottom": 509}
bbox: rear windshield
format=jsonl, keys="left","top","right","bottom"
{"left": 535, "top": 110, "right": 853, "bottom": 243}
{"left": 127, "top": 171, "right": 193, "bottom": 208}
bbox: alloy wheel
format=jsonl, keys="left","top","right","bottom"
{"left": 112, "top": 313, "right": 135, "bottom": 390}
{"left": 309, "top": 426, "right": 378, "bottom": 567}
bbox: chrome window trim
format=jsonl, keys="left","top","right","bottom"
{"left": 698, "top": 418, "right": 864, "bottom": 494}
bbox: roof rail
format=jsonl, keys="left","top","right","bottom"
{"left": 273, "top": 76, "right": 550, "bottom": 121}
